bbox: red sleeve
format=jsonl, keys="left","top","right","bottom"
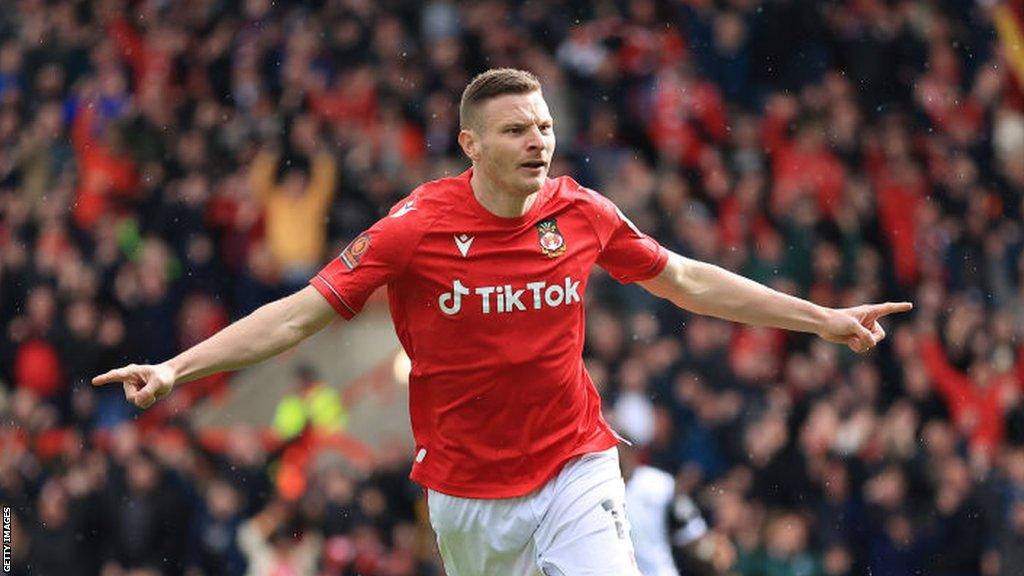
{"left": 919, "top": 335, "right": 972, "bottom": 408}
{"left": 697, "top": 83, "right": 728, "bottom": 142}
{"left": 761, "top": 108, "right": 790, "bottom": 154}
{"left": 108, "top": 17, "right": 146, "bottom": 74}
{"left": 1015, "top": 344, "right": 1024, "bottom": 387}
{"left": 580, "top": 188, "right": 668, "bottom": 284}
{"left": 310, "top": 195, "right": 425, "bottom": 319}
{"left": 70, "top": 103, "right": 95, "bottom": 154}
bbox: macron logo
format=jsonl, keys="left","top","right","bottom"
{"left": 438, "top": 277, "right": 581, "bottom": 315}
{"left": 390, "top": 200, "right": 416, "bottom": 218}
{"left": 454, "top": 234, "right": 474, "bottom": 257}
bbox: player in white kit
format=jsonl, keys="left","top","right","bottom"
{"left": 621, "top": 440, "right": 734, "bottom": 575}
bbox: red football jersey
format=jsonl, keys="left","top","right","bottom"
{"left": 311, "top": 169, "right": 668, "bottom": 498}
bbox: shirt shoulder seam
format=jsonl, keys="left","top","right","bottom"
{"left": 393, "top": 193, "right": 448, "bottom": 279}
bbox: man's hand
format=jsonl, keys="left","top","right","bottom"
{"left": 818, "top": 302, "right": 913, "bottom": 353}
{"left": 92, "top": 363, "right": 177, "bottom": 409}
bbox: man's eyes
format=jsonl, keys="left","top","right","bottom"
{"left": 504, "top": 125, "right": 553, "bottom": 134}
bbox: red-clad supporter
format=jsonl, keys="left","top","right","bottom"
{"left": 69, "top": 96, "right": 138, "bottom": 229}
{"left": 763, "top": 95, "right": 846, "bottom": 221}
{"left": 14, "top": 339, "right": 63, "bottom": 399}
{"left": 919, "top": 330, "right": 1016, "bottom": 454}
{"left": 308, "top": 66, "right": 379, "bottom": 132}
{"left": 106, "top": 15, "right": 178, "bottom": 100}
{"left": 648, "top": 63, "right": 728, "bottom": 168}
{"left": 865, "top": 124, "right": 928, "bottom": 288}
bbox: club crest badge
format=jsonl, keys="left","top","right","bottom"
{"left": 536, "top": 219, "right": 566, "bottom": 258}
{"left": 339, "top": 232, "right": 370, "bottom": 270}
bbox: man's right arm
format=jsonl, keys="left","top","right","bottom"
{"left": 249, "top": 150, "right": 278, "bottom": 201}
{"left": 92, "top": 286, "right": 336, "bottom": 408}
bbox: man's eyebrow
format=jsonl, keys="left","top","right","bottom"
{"left": 499, "top": 119, "right": 553, "bottom": 128}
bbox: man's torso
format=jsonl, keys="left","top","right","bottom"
{"left": 312, "top": 170, "right": 667, "bottom": 497}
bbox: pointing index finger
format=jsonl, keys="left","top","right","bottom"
{"left": 92, "top": 367, "right": 131, "bottom": 387}
{"left": 866, "top": 302, "right": 914, "bottom": 322}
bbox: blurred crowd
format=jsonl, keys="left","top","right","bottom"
{"left": 2, "top": 0, "right": 1024, "bottom": 574}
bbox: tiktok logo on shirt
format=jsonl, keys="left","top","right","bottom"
{"left": 438, "top": 277, "right": 581, "bottom": 315}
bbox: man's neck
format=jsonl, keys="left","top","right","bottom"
{"left": 470, "top": 170, "right": 538, "bottom": 218}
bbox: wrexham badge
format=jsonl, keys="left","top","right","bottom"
{"left": 536, "top": 219, "right": 566, "bottom": 258}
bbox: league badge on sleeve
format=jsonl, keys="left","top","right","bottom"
{"left": 340, "top": 232, "right": 371, "bottom": 270}
{"left": 536, "top": 219, "right": 566, "bottom": 258}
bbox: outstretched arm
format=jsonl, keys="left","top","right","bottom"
{"left": 92, "top": 285, "right": 336, "bottom": 408}
{"left": 638, "top": 251, "right": 912, "bottom": 352}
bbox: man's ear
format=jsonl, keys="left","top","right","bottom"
{"left": 458, "top": 128, "right": 480, "bottom": 162}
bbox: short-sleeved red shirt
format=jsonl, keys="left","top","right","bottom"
{"left": 311, "top": 169, "right": 668, "bottom": 498}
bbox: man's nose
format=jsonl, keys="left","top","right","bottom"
{"left": 525, "top": 126, "right": 545, "bottom": 149}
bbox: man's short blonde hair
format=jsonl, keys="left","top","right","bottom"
{"left": 459, "top": 68, "right": 542, "bottom": 130}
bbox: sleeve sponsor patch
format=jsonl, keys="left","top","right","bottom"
{"left": 339, "top": 232, "right": 371, "bottom": 270}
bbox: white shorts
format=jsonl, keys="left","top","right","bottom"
{"left": 427, "top": 447, "right": 640, "bottom": 576}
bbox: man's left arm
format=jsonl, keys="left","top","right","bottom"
{"left": 308, "top": 151, "right": 338, "bottom": 207}
{"left": 638, "top": 251, "right": 912, "bottom": 352}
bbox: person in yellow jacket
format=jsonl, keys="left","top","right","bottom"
{"left": 272, "top": 364, "right": 347, "bottom": 440}
{"left": 249, "top": 144, "right": 337, "bottom": 290}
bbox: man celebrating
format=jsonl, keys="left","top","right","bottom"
{"left": 95, "top": 68, "right": 910, "bottom": 575}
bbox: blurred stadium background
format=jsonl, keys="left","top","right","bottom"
{"left": 3, "top": 0, "right": 1024, "bottom": 574}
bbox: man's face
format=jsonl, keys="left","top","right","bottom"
{"left": 462, "top": 91, "right": 555, "bottom": 196}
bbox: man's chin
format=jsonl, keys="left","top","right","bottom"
{"left": 517, "top": 173, "right": 546, "bottom": 194}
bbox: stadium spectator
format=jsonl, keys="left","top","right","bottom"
{"left": 237, "top": 500, "right": 323, "bottom": 576}
{"left": 248, "top": 134, "right": 337, "bottom": 292}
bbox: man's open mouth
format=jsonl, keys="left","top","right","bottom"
{"left": 521, "top": 160, "right": 546, "bottom": 169}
